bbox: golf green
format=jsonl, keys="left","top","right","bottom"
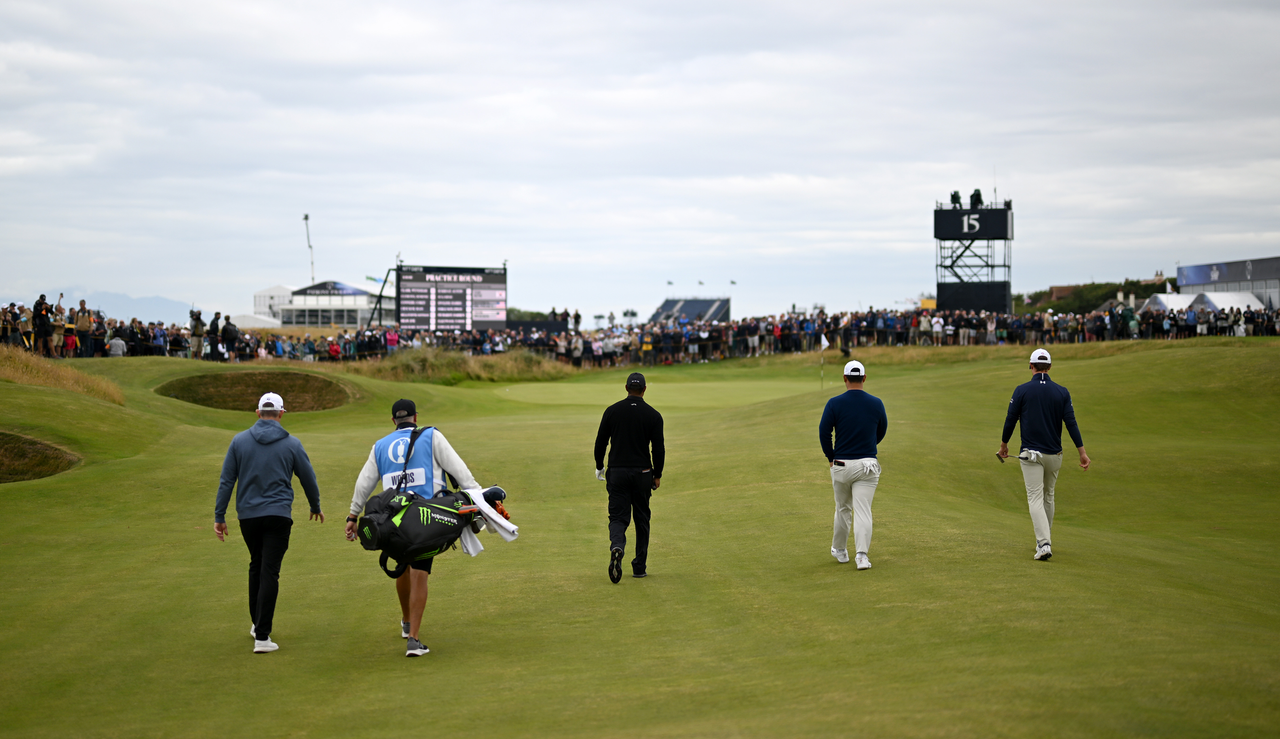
{"left": 0, "top": 340, "right": 1276, "bottom": 738}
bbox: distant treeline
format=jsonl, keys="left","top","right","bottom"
{"left": 507, "top": 307, "right": 549, "bottom": 321}
{"left": 1015, "top": 279, "right": 1171, "bottom": 315}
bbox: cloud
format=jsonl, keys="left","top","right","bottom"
{"left": 1, "top": 0, "right": 1278, "bottom": 317}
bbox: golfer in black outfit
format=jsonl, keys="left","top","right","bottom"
{"left": 594, "top": 372, "right": 665, "bottom": 583}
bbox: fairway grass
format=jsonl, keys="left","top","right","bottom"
{"left": 1, "top": 341, "right": 1277, "bottom": 738}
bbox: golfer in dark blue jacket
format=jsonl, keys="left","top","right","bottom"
{"left": 214, "top": 392, "right": 323, "bottom": 653}
{"left": 998, "top": 349, "right": 1091, "bottom": 561}
{"left": 819, "top": 360, "right": 888, "bottom": 570}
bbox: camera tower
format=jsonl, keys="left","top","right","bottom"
{"left": 933, "top": 190, "right": 1013, "bottom": 313}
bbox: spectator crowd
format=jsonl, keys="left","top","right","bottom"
{"left": 4, "top": 293, "right": 1277, "bottom": 369}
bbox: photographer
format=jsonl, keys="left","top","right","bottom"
{"left": 190, "top": 310, "right": 206, "bottom": 360}
{"left": 32, "top": 294, "right": 55, "bottom": 356}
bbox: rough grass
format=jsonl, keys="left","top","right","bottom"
{"left": 343, "top": 346, "right": 577, "bottom": 385}
{"left": 154, "top": 370, "right": 351, "bottom": 412}
{"left": 0, "top": 431, "right": 79, "bottom": 483}
{"left": 0, "top": 345, "right": 125, "bottom": 405}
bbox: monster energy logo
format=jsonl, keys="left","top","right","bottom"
{"left": 362, "top": 526, "right": 371, "bottom": 539}
{"left": 420, "top": 506, "right": 457, "bottom": 527}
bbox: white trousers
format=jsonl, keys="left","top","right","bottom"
{"left": 831, "top": 459, "right": 881, "bottom": 554}
{"left": 1019, "top": 450, "right": 1062, "bottom": 545}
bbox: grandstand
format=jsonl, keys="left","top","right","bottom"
{"left": 649, "top": 297, "right": 731, "bottom": 324}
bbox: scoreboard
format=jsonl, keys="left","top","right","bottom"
{"left": 396, "top": 265, "right": 507, "bottom": 332}
{"left": 933, "top": 207, "right": 1013, "bottom": 241}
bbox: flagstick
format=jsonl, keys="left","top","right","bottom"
{"left": 819, "top": 332, "right": 830, "bottom": 388}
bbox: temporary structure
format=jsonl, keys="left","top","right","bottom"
{"left": 1138, "top": 294, "right": 1196, "bottom": 313}
{"left": 1187, "top": 291, "right": 1267, "bottom": 312}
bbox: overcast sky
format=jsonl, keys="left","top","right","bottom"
{"left": 2, "top": 0, "right": 1278, "bottom": 319}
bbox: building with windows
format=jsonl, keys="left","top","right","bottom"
{"left": 255, "top": 281, "right": 397, "bottom": 329}
{"left": 253, "top": 285, "right": 296, "bottom": 320}
{"left": 1178, "top": 257, "right": 1279, "bottom": 310}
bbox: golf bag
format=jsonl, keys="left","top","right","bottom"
{"left": 357, "top": 488, "right": 480, "bottom": 578}
{"left": 355, "top": 426, "right": 508, "bottom": 578}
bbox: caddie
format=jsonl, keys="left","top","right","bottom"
{"left": 998, "top": 348, "right": 1091, "bottom": 561}
{"left": 345, "top": 398, "right": 482, "bottom": 657}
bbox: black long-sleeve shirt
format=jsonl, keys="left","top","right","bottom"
{"left": 1002, "top": 373, "right": 1084, "bottom": 455}
{"left": 594, "top": 395, "right": 665, "bottom": 476}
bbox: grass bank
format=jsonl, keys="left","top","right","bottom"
{"left": 342, "top": 346, "right": 577, "bottom": 385}
{"left": 0, "top": 345, "right": 125, "bottom": 405}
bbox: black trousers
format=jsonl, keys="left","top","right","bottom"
{"left": 239, "top": 516, "right": 292, "bottom": 640}
{"left": 607, "top": 468, "right": 653, "bottom": 574}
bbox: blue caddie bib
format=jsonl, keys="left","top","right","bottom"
{"left": 373, "top": 427, "right": 435, "bottom": 496}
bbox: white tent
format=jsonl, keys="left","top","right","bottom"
{"left": 228, "top": 313, "right": 282, "bottom": 329}
{"left": 1188, "top": 291, "right": 1266, "bottom": 312}
{"left": 1138, "top": 294, "right": 1196, "bottom": 313}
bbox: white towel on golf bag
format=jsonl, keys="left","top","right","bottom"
{"left": 459, "top": 488, "right": 519, "bottom": 557}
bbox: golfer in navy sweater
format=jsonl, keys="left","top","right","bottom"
{"left": 998, "top": 348, "right": 1091, "bottom": 561}
{"left": 819, "top": 360, "right": 888, "bottom": 570}
{"left": 214, "top": 392, "right": 323, "bottom": 653}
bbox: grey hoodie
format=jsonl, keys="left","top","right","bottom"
{"left": 215, "top": 419, "right": 321, "bottom": 524}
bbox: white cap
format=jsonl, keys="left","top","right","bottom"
{"left": 843, "top": 360, "right": 866, "bottom": 377}
{"left": 257, "top": 392, "right": 286, "bottom": 412}
{"left": 1030, "top": 348, "right": 1051, "bottom": 364}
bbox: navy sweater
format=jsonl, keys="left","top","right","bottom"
{"left": 1001, "top": 373, "right": 1084, "bottom": 455}
{"left": 819, "top": 389, "right": 888, "bottom": 461}
{"left": 215, "top": 420, "right": 321, "bottom": 523}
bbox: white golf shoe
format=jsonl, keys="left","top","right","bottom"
{"left": 855, "top": 552, "right": 872, "bottom": 570}
{"left": 253, "top": 638, "right": 279, "bottom": 654}
{"left": 1034, "top": 544, "right": 1053, "bottom": 561}
{"left": 831, "top": 548, "right": 850, "bottom": 563}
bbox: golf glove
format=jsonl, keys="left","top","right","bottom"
{"left": 595, "top": 468, "right": 605, "bottom": 482}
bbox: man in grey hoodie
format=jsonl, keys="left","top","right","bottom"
{"left": 214, "top": 392, "right": 323, "bottom": 654}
